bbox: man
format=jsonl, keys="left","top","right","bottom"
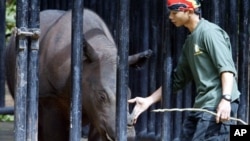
{"left": 128, "top": 0, "right": 241, "bottom": 140}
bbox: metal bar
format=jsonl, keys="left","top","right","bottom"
{"left": 26, "top": 0, "right": 40, "bottom": 140}
{"left": 0, "top": 107, "right": 14, "bottom": 115}
{"left": 40, "top": 0, "right": 48, "bottom": 11}
{"left": 228, "top": 0, "right": 238, "bottom": 62}
{"left": 148, "top": 0, "right": 158, "bottom": 135}
{"left": 60, "top": 0, "right": 68, "bottom": 10}
{"left": 15, "top": 28, "right": 40, "bottom": 39}
{"left": 116, "top": 0, "right": 130, "bottom": 140}
{"left": 70, "top": 0, "right": 84, "bottom": 140}
{"left": 139, "top": 0, "right": 150, "bottom": 135}
{"left": 211, "top": 0, "right": 220, "bottom": 24}
{"left": 0, "top": 0, "right": 6, "bottom": 107}
{"left": 127, "top": 0, "right": 145, "bottom": 135}
{"left": 219, "top": 0, "right": 226, "bottom": 28}
{"left": 96, "top": 0, "right": 103, "bottom": 19}
{"left": 15, "top": 0, "right": 29, "bottom": 140}
{"left": 109, "top": 0, "right": 117, "bottom": 35}
{"left": 54, "top": 0, "right": 60, "bottom": 9}
{"left": 161, "top": 0, "right": 173, "bottom": 140}
{"left": 88, "top": 0, "right": 97, "bottom": 11}
{"left": 237, "top": 0, "right": 249, "bottom": 124}
{"left": 200, "top": 0, "right": 210, "bottom": 20}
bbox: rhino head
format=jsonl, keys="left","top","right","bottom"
{"left": 81, "top": 27, "right": 152, "bottom": 140}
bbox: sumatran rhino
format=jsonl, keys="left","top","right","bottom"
{"left": 5, "top": 9, "right": 152, "bottom": 141}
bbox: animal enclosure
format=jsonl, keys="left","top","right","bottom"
{"left": 0, "top": 0, "right": 249, "bottom": 141}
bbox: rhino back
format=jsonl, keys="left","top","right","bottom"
{"left": 38, "top": 9, "right": 117, "bottom": 96}
{"left": 4, "top": 10, "right": 68, "bottom": 98}
{"left": 39, "top": 10, "right": 66, "bottom": 42}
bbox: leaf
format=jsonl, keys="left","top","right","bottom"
{"left": 0, "top": 115, "right": 14, "bottom": 122}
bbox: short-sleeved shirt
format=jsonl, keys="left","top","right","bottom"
{"left": 172, "top": 18, "right": 240, "bottom": 109}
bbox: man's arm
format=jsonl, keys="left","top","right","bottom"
{"left": 216, "top": 71, "right": 234, "bottom": 123}
{"left": 221, "top": 71, "right": 234, "bottom": 95}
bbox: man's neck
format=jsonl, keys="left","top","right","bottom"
{"left": 184, "top": 15, "right": 200, "bottom": 32}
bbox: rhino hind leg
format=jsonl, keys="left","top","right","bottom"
{"left": 38, "top": 97, "right": 70, "bottom": 141}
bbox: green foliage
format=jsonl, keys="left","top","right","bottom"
{"left": 5, "top": 0, "right": 16, "bottom": 37}
{"left": 0, "top": 115, "right": 14, "bottom": 122}
{"left": 1, "top": 0, "right": 15, "bottom": 122}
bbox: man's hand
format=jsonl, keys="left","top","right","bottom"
{"left": 216, "top": 99, "right": 231, "bottom": 123}
{"left": 128, "top": 97, "right": 152, "bottom": 124}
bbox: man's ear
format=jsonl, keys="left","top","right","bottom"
{"left": 188, "top": 9, "right": 195, "bottom": 15}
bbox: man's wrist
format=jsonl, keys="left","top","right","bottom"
{"left": 222, "top": 94, "right": 231, "bottom": 102}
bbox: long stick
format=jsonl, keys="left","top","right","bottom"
{"left": 152, "top": 108, "right": 248, "bottom": 125}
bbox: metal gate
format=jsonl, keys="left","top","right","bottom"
{"left": 0, "top": 0, "right": 249, "bottom": 141}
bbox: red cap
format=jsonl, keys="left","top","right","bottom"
{"left": 167, "top": 0, "right": 201, "bottom": 11}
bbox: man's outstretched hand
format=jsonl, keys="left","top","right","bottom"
{"left": 128, "top": 97, "right": 152, "bottom": 124}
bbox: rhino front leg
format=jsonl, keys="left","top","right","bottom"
{"left": 38, "top": 97, "right": 70, "bottom": 141}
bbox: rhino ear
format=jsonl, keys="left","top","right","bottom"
{"left": 83, "top": 42, "right": 99, "bottom": 62}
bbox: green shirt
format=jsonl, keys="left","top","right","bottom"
{"left": 173, "top": 18, "right": 240, "bottom": 109}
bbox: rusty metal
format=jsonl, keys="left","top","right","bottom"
{"left": 15, "top": 27, "right": 40, "bottom": 40}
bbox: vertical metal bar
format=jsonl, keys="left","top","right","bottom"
{"left": 40, "top": 0, "right": 48, "bottom": 11}
{"left": 200, "top": 0, "right": 210, "bottom": 21}
{"left": 153, "top": 1, "right": 165, "bottom": 137}
{"left": 48, "top": 0, "right": 54, "bottom": 9}
{"left": 109, "top": 0, "right": 117, "bottom": 36}
{"left": 211, "top": 0, "right": 220, "bottom": 24}
{"left": 103, "top": 0, "right": 110, "bottom": 27}
{"left": 148, "top": 1, "right": 158, "bottom": 136}
{"left": 88, "top": 0, "right": 97, "bottom": 11}
{"left": 0, "top": 0, "right": 6, "bottom": 107}
{"left": 228, "top": 0, "right": 238, "bottom": 62}
{"left": 96, "top": 0, "right": 103, "bottom": 19}
{"left": 54, "top": 0, "right": 60, "bottom": 9}
{"left": 116, "top": 0, "right": 130, "bottom": 140}
{"left": 133, "top": 0, "right": 150, "bottom": 136}
{"left": 172, "top": 27, "right": 188, "bottom": 139}
{"left": 70, "top": 0, "right": 84, "bottom": 141}
{"left": 237, "top": 0, "right": 249, "bottom": 124}
{"left": 15, "top": 0, "right": 29, "bottom": 140}
{"left": 219, "top": 0, "right": 226, "bottom": 28}
{"left": 26, "top": 0, "right": 40, "bottom": 140}
{"left": 161, "top": 0, "right": 173, "bottom": 140}
{"left": 60, "top": 0, "right": 68, "bottom": 10}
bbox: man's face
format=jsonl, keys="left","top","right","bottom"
{"left": 168, "top": 10, "right": 190, "bottom": 27}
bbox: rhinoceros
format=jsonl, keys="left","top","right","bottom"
{"left": 5, "top": 9, "right": 152, "bottom": 141}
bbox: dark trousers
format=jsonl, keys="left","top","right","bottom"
{"left": 174, "top": 99, "right": 239, "bottom": 141}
